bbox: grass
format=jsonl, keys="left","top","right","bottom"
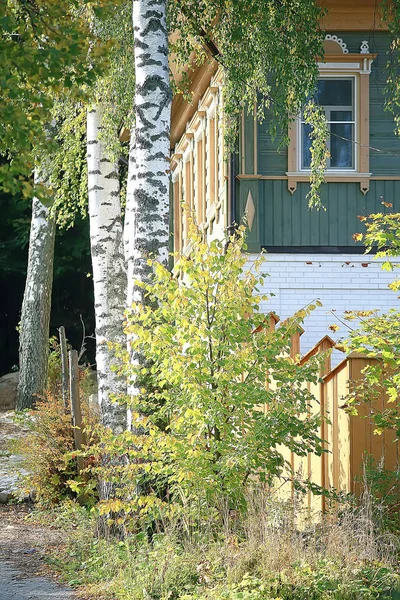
{"left": 31, "top": 489, "right": 400, "bottom": 600}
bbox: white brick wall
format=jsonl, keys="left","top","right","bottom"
{"left": 247, "top": 253, "right": 400, "bottom": 366}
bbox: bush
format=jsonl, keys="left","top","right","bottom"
{"left": 102, "top": 224, "right": 325, "bottom": 526}
{"left": 16, "top": 388, "right": 99, "bottom": 505}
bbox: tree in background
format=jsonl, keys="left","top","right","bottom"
{"left": 0, "top": 0, "right": 116, "bottom": 198}
{"left": 16, "top": 178, "right": 56, "bottom": 410}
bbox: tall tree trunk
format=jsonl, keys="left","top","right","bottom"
{"left": 17, "top": 191, "right": 56, "bottom": 410}
{"left": 126, "top": 0, "right": 171, "bottom": 309}
{"left": 87, "top": 105, "right": 127, "bottom": 434}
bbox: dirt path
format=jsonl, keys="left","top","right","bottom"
{"left": 0, "top": 504, "right": 74, "bottom": 599}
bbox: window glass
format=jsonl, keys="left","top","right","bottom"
{"left": 301, "top": 77, "right": 355, "bottom": 170}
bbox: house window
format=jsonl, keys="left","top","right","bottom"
{"left": 287, "top": 35, "right": 376, "bottom": 195}
{"left": 301, "top": 77, "right": 356, "bottom": 171}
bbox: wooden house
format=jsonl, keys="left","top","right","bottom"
{"left": 170, "top": 0, "right": 400, "bottom": 365}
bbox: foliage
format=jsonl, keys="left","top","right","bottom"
{"left": 356, "top": 455, "right": 400, "bottom": 533}
{"left": 94, "top": 225, "right": 325, "bottom": 524}
{"left": 35, "top": 0, "right": 134, "bottom": 228}
{"left": 47, "top": 102, "right": 88, "bottom": 228}
{"left": 0, "top": 0, "right": 120, "bottom": 198}
{"left": 343, "top": 201, "right": 400, "bottom": 437}
{"left": 343, "top": 308, "right": 400, "bottom": 438}
{"left": 16, "top": 361, "right": 99, "bottom": 504}
{"left": 353, "top": 203, "right": 400, "bottom": 290}
{"left": 92, "top": 0, "right": 135, "bottom": 161}
{"left": 168, "top": 0, "right": 326, "bottom": 206}
{"left": 382, "top": 0, "right": 400, "bottom": 134}
{"left": 169, "top": 0, "right": 323, "bottom": 145}
{"left": 302, "top": 102, "right": 330, "bottom": 210}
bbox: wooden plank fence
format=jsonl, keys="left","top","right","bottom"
{"left": 268, "top": 315, "right": 400, "bottom": 514}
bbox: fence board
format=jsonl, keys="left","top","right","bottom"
{"left": 272, "top": 328, "right": 400, "bottom": 515}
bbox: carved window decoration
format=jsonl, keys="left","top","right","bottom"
{"left": 287, "top": 35, "right": 376, "bottom": 195}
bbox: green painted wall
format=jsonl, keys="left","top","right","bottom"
{"left": 237, "top": 32, "right": 400, "bottom": 251}
{"left": 237, "top": 179, "right": 400, "bottom": 252}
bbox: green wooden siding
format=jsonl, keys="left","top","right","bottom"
{"left": 236, "top": 31, "right": 400, "bottom": 251}
{"left": 237, "top": 179, "right": 400, "bottom": 252}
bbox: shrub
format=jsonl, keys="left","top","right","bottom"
{"left": 16, "top": 389, "right": 99, "bottom": 505}
{"left": 101, "top": 225, "right": 325, "bottom": 526}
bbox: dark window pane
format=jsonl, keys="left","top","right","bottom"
{"left": 330, "top": 110, "right": 352, "bottom": 122}
{"left": 302, "top": 123, "right": 312, "bottom": 168}
{"left": 316, "top": 79, "right": 352, "bottom": 107}
{"left": 330, "top": 123, "right": 353, "bottom": 168}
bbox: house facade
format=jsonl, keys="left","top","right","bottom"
{"left": 170, "top": 1, "right": 400, "bottom": 363}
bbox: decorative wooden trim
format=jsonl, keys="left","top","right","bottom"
{"left": 324, "top": 34, "right": 349, "bottom": 54}
{"left": 239, "top": 175, "right": 400, "bottom": 183}
{"left": 170, "top": 152, "right": 182, "bottom": 173}
{"left": 359, "top": 73, "right": 370, "bottom": 181}
{"left": 196, "top": 134, "right": 206, "bottom": 224}
{"left": 173, "top": 172, "right": 183, "bottom": 254}
{"left": 208, "top": 116, "right": 216, "bottom": 208}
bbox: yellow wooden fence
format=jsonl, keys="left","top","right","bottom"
{"left": 269, "top": 316, "right": 399, "bottom": 514}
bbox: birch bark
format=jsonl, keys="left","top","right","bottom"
{"left": 17, "top": 190, "right": 56, "bottom": 410}
{"left": 87, "top": 105, "right": 127, "bottom": 433}
{"left": 126, "top": 0, "right": 171, "bottom": 308}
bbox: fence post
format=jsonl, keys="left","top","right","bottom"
{"left": 59, "top": 326, "right": 69, "bottom": 412}
{"left": 69, "top": 349, "right": 86, "bottom": 474}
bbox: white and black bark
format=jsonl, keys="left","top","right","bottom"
{"left": 126, "top": 0, "right": 172, "bottom": 308}
{"left": 17, "top": 191, "right": 56, "bottom": 410}
{"left": 87, "top": 105, "right": 127, "bottom": 433}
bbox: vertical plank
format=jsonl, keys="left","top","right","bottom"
{"left": 241, "top": 112, "right": 245, "bottom": 174}
{"left": 359, "top": 73, "right": 370, "bottom": 174}
{"left": 349, "top": 357, "right": 369, "bottom": 494}
{"left": 59, "top": 326, "right": 69, "bottom": 413}
{"left": 184, "top": 158, "right": 191, "bottom": 240}
{"left": 209, "top": 117, "right": 216, "bottom": 208}
{"left": 244, "top": 110, "right": 254, "bottom": 175}
{"left": 69, "top": 350, "right": 86, "bottom": 474}
{"left": 173, "top": 177, "right": 182, "bottom": 254}
{"left": 337, "top": 366, "right": 351, "bottom": 492}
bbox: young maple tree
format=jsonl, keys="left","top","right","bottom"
{"left": 97, "top": 226, "right": 324, "bottom": 521}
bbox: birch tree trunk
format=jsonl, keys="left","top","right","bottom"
{"left": 126, "top": 0, "right": 171, "bottom": 309}
{"left": 17, "top": 191, "right": 56, "bottom": 410}
{"left": 87, "top": 105, "right": 127, "bottom": 434}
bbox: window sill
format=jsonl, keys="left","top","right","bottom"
{"left": 286, "top": 172, "right": 372, "bottom": 195}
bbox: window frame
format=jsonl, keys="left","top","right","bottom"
{"left": 286, "top": 40, "right": 376, "bottom": 196}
